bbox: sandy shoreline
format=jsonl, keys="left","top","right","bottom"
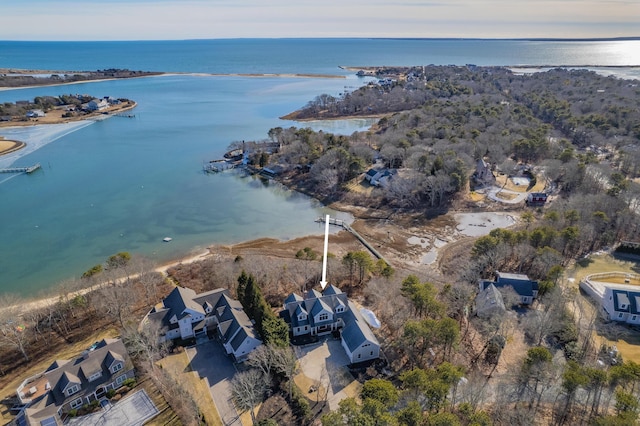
{"left": 0, "top": 72, "right": 345, "bottom": 92}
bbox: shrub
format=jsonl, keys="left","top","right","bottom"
{"left": 122, "top": 378, "right": 136, "bottom": 388}
{"left": 68, "top": 409, "right": 78, "bottom": 417}
{"left": 107, "top": 389, "right": 116, "bottom": 399}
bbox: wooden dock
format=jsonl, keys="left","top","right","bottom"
{"left": 316, "top": 217, "right": 389, "bottom": 265}
{"left": 0, "top": 163, "right": 41, "bottom": 174}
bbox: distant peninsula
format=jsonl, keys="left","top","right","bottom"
{"left": 0, "top": 68, "right": 162, "bottom": 89}
{"left": 0, "top": 94, "right": 136, "bottom": 156}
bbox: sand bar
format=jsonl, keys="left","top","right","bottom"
{"left": 0, "top": 121, "right": 94, "bottom": 168}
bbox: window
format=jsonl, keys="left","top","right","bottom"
{"left": 65, "top": 384, "right": 80, "bottom": 396}
{"left": 298, "top": 314, "right": 307, "bottom": 321}
{"left": 619, "top": 312, "right": 624, "bottom": 318}
{"left": 357, "top": 354, "right": 361, "bottom": 359}
{"left": 633, "top": 315, "right": 637, "bottom": 321}
{"left": 111, "top": 362, "right": 123, "bottom": 373}
{"left": 70, "top": 398, "right": 83, "bottom": 409}
{"left": 370, "top": 351, "right": 374, "bottom": 356}
{"left": 318, "top": 313, "right": 329, "bottom": 322}
{"left": 88, "top": 371, "right": 102, "bottom": 382}
{"left": 115, "top": 375, "right": 126, "bottom": 385}
{"left": 304, "top": 326, "right": 308, "bottom": 331}
{"left": 336, "top": 306, "right": 344, "bottom": 313}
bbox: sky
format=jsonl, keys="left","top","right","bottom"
{"left": 0, "top": 0, "right": 638, "bottom": 41}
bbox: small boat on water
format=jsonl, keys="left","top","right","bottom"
{"left": 163, "top": 237, "right": 172, "bottom": 242}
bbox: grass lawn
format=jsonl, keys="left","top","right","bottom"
{"left": 136, "top": 376, "right": 181, "bottom": 426}
{"left": 345, "top": 177, "right": 374, "bottom": 196}
{"left": 569, "top": 253, "right": 640, "bottom": 284}
{"left": 568, "top": 253, "right": 640, "bottom": 363}
{"left": 158, "top": 351, "right": 223, "bottom": 426}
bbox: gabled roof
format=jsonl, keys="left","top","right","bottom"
{"left": 146, "top": 286, "right": 228, "bottom": 333}
{"left": 490, "top": 272, "right": 539, "bottom": 297}
{"left": 44, "top": 338, "right": 132, "bottom": 406}
{"left": 475, "top": 284, "right": 506, "bottom": 316}
{"left": 284, "top": 293, "right": 303, "bottom": 305}
{"left": 304, "top": 289, "right": 322, "bottom": 300}
{"left": 163, "top": 286, "right": 202, "bottom": 316}
{"left": 294, "top": 304, "right": 307, "bottom": 317}
{"left": 323, "top": 284, "right": 342, "bottom": 296}
{"left": 310, "top": 298, "right": 332, "bottom": 317}
{"left": 341, "top": 301, "right": 379, "bottom": 352}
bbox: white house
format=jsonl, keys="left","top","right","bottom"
{"left": 86, "top": 98, "right": 108, "bottom": 111}
{"left": 281, "top": 285, "right": 380, "bottom": 364}
{"left": 364, "top": 168, "right": 394, "bottom": 187}
{"left": 26, "top": 109, "right": 46, "bottom": 118}
{"left": 602, "top": 285, "right": 640, "bottom": 325}
{"left": 144, "top": 286, "right": 261, "bottom": 361}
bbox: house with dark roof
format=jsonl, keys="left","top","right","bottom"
{"left": 526, "top": 192, "right": 548, "bottom": 207}
{"left": 363, "top": 168, "right": 393, "bottom": 187}
{"left": 474, "top": 283, "right": 506, "bottom": 318}
{"left": 14, "top": 338, "right": 135, "bottom": 426}
{"left": 602, "top": 286, "right": 640, "bottom": 325}
{"left": 280, "top": 285, "right": 380, "bottom": 364}
{"left": 479, "top": 272, "right": 539, "bottom": 305}
{"left": 144, "top": 286, "right": 261, "bottom": 361}
{"left": 471, "top": 158, "right": 495, "bottom": 186}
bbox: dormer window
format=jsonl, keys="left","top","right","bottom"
{"left": 65, "top": 384, "right": 80, "bottom": 397}
{"left": 318, "top": 313, "right": 329, "bottom": 322}
{"left": 621, "top": 304, "right": 627, "bottom": 309}
{"left": 110, "top": 363, "right": 123, "bottom": 374}
{"left": 335, "top": 305, "right": 344, "bottom": 313}
{"left": 298, "top": 313, "right": 307, "bottom": 321}
{"left": 88, "top": 371, "right": 102, "bottom": 382}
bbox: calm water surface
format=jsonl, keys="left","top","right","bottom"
{"left": 0, "top": 38, "right": 639, "bottom": 296}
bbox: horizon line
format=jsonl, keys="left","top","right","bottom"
{"left": 1, "top": 36, "right": 639, "bottom": 43}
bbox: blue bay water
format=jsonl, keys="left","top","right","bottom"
{"left": 0, "top": 38, "right": 639, "bottom": 296}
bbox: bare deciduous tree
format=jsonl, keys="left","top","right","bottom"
{"left": 231, "top": 369, "right": 268, "bottom": 424}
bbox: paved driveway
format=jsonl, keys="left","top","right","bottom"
{"left": 294, "top": 338, "right": 355, "bottom": 410}
{"left": 66, "top": 389, "right": 158, "bottom": 426}
{"left": 186, "top": 340, "right": 241, "bottom": 426}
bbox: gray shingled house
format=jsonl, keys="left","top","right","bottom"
{"left": 474, "top": 283, "right": 507, "bottom": 318}
{"left": 14, "top": 338, "right": 135, "bottom": 426}
{"left": 479, "top": 272, "right": 539, "bottom": 305}
{"left": 144, "top": 286, "right": 261, "bottom": 361}
{"left": 280, "top": 285, "right": 380, "bottom": 364}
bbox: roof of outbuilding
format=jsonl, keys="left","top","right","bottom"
{"left": 341, "top": 301, "right": 379, "bottom": 352}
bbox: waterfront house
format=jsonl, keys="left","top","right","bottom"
{"left": 86, "top": 98, "right": 108, "bottom": 111}
{"left": 25, "top": 109, "right": 45, "bottom": 118}
{"left": 364, "top": 168, "right": 393, "bottom": 187}
{"left": 280, "top": 285, "right": 380, "bottom": 364}
{"left": 144, "top": 286, "right": 261, "bottom": 361}
{"left": 14, "top": 338, "right": 134, "bottom": 425}
{"left": 479, "top": 272, "right": 539, "bottom": 305}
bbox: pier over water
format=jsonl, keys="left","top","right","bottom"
{"left": 0, "top": 163, "right": 41, "bottom": 174}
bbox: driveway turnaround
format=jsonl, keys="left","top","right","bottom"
{"left": 294, "top": 338, "right": 355, "bottom": 410}
{"left": 186, "top": 340, "right": 241, "bottom": 426}
{"left": 66, "top": 389, "right": 158, "bottom": 426}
